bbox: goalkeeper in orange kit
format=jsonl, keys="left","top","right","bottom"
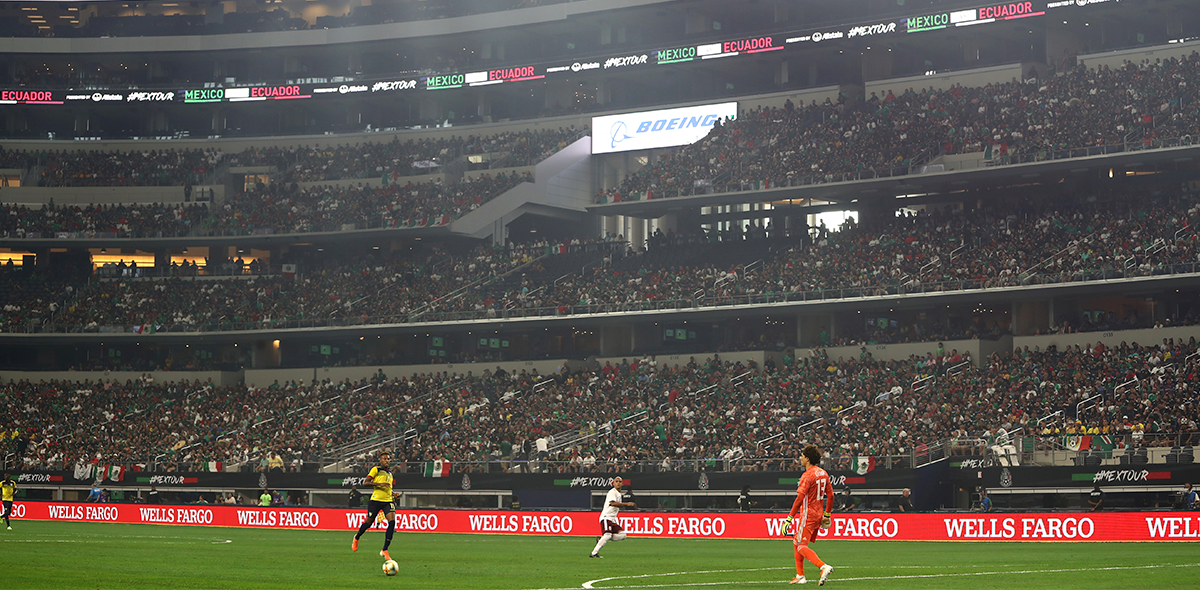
{"left": 782, "top": 445, "right": 835, "bottom": 585}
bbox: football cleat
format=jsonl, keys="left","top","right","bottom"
{"left": 789, "top": 575, "right": 807, "bottom": 584}
{"left": 380, "top": 550, "right": 391, "bottom": 561}
{"left": 589, "top": 553, "right": 603, "bottom": 558}
{"left": 351, "top": 538, "right": 359, "bottom": 552}
{"left": 818, "top": 564, "right": 833, "bottom": 586}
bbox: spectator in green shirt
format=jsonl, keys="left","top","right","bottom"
{"left": 259, "top": 490, "right": 271, "bottom": 507}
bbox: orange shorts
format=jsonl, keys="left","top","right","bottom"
{"left": 792, "top": 515, "right": 821, "bottom": 546}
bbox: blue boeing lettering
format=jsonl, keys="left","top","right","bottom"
{"left": 630, "top": 113, "right": 723, "bottom": 137}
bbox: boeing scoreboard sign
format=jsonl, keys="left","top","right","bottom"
{"left": 591, "top": 102, "right": 738, "bottom": 155}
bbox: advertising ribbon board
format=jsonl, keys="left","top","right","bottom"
{"left": 8, "top": 502, "right": 1199, "bottom": 541}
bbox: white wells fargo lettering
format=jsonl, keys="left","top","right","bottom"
{"left": 236, "top": 509, "right": 318, "bottom": 528}
{"left": 177, "top": 508, "right": 214, "bottom": 525}
{"left": 520, "top": 515, "right": 573, "bottom": 534}
{"left": 942, "top": 517, "right": 1016, "bottom": 539}
{"left": 346, "top": 512, "right": 438, "bottom": 531}
{"left": 395, "top": 513, "right": 437, "bottom": 531}
{"left": 666, "top": 516, "right": 725, "bottom": 536}
{"left": 944, "top": 517, "right": 1094, "bottom": 539}
{"left": 140, "top": 507, "right": 175, "bottom": 523}
{"left": 238, "top": 510, "right": 277, "bottom": 526}
{"left": 832, "top": 517, "right": 899, "bottom": 538}
{"left": 468, "top": 514, "right": 520, "bottom": 533}
{"left": 48, "top": 504, "right": 118, "bottom": 521}
{"left": 619, "top": 516, "right": 665, "bottom": 535}
{"left": 1145, "top": 517, "right": 1200, "bottom": 538}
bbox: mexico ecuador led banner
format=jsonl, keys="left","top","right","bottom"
{"left": 592, "top": 102, "right": 738, "bottom": 155}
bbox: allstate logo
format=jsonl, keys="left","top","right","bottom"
{"left": 609, "top": 121, "right": 634, "bottom": 149}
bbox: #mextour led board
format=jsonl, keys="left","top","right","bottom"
{"left": 0, "top": 3, "right": 1054, "bottom": 109}
{"left": 9, "top": 502, "right": 1199, "bottom": 541}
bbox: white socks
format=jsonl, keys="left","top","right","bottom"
{"left": 591, "top": 532, "right": 612, "bottom": 555}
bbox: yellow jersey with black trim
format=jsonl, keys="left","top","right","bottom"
{"left": 1, "top": 480, "right": 14, "bottom": 502}
{"left": 366, "top": 466, "right": 393, "bottom": 503}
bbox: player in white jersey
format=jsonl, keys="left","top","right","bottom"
{"left": 589, "top": 477, "right": 636, "bottom": 558}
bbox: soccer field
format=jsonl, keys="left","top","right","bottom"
{"left": 2, "top": 521, "right": 1196, "bottom": 589}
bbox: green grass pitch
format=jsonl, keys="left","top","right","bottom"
{"left": 1, "top": 521, "right": 1197, "bottom": 589}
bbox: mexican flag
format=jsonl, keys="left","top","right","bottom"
{"left": 851, "top": 456, "right": 876, "bottom": 475}
{"left": 108, "top": 465, "right": 125, "bottom": 482}
{"left": 424, "top": 460, "right": 452, "bottom": 478}
{"left": 1064, "top": 435, "right": 1092, "bottom": 451}
{"left": 206, "top": 461, "right": 223, "bottom": 472}
{"left": 1096, "top": 435, "right": 1115, "bottom": 458}
{"left": 94, "top": 464, "right": 109, "bottom": 482}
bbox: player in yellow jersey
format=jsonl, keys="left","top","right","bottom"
{"left": 351, "top": 451, "right": 400, "bottom": 561}
{"left": 1, "top": 473, "right": 16, "bottom": 530}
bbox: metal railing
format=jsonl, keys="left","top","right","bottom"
{"left": 23, "top": 260, "right": 1200, "bottom": 334}
{"left": 1113, "top": 377, "right": 1140, "bottom": 396}
{"left": 945, "top": 361, "right": 971, "bottom": 377}
{"left": 597, "top": 134, "right": 1200, "bottom": 206}
{"left": 911, "top": 374, "right": 935, "bottom": 392}
{"left": 19, "top": 431, "right": 1197, "bottom": 475}
{"left": 1076, "top": 394, "right": 1103, "bottom": 417}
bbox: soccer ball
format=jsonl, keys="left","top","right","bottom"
{"left": 382, "top": 559, "right": 399, "bottom": 576}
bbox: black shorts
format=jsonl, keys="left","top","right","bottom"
{"left": 366, "top": 499, "right": 394, "bottom": 516}
{"left": 2, "top": 500, "right": 11, "bottom": 515}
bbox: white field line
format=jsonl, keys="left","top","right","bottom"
{"left": 563, "top": 562, "right": 1200, "bottom": 589}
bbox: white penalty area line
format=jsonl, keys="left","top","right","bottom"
{"left": 568, "top": 562, "right": 1200, "bottom": 589}
{"left": 581, "top": 568, "right": 790, "bottom": 589}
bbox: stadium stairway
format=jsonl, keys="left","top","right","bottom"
{"left": 450, "top": 136, "right": 593, "bottom": 243}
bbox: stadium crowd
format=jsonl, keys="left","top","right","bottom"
{"left": 211, "top": 171, "right": 530, "bottom": 235}
{"left": 2, "top": 183, "right": 1197, "bottom": 335}
{"left": 227, "top": 127, "right": 582, "bottom": 183}
{"left": 393, "top": 185, "right": 1200, "bottom": 329}
{"left": 0, "top": 126, "right": 580, "bottom": 189}
{"left": 0, "top": 202, "right": 210, "bottom": 239}
{"left": 2, "top": 338, "right": 1195, "bottom": 474}
{"left": 37, "top": 148, "right": 223, "bottom": 188}
{"left": 29, "top": 240, "right": 567, "bottom": 334}
{"left": 595, "top": 53, "right": 1200, "bottom": 203}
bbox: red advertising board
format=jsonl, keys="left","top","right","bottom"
{"left": 8, "top": 502, "right": 1200, "bottom": 541}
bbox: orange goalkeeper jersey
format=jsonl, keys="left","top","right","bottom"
{"left": 790, "top": 465, "right": 834, "bottom": 520}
